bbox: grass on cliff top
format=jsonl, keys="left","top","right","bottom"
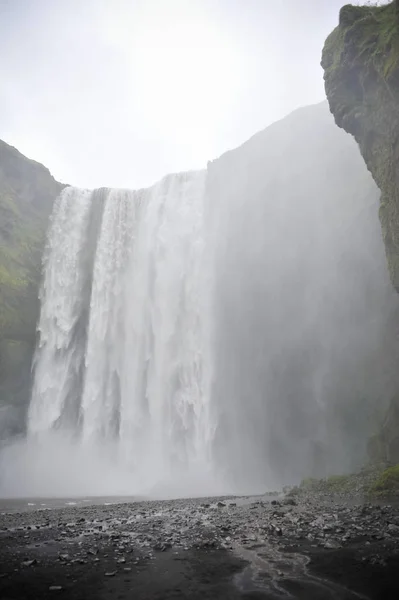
{"left": 352, "top": 2, "right": 399, "bottom": 77}
{"left": 323, "top": 2, "right": 399, "bottom": 80}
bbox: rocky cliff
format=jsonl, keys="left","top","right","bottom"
{"left": 322, "top": 1, "right": 399, "bottom": 288}
{"left": 0, "top": 140, "right": 62, "bottom": 437}
{"left": 322, "top": 1, "right": 399, "bottom": 465}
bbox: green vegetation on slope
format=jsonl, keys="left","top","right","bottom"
{"left": 0, "top": 191, "right": 44, "bottom": 340}
{"left": 0, "top": 140, "right": 62, "bottom": 340}
{"left": 323, "top": 2, "right": 399, "bottom": 86}
{"left": 0, "top": 140, "right": 62, "bottom": 436}
{"left": 288, "top": 465, "right": 399, "bottom": 498}
{"left": 370, "top": 463, "right": 399, "bottom": 493}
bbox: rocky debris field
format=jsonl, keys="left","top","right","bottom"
{"left": 0, "top": 493, "right": 399, "bottom": 599}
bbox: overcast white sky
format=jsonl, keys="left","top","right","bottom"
{"left": 1, "top": 0, "right": 350, "bottom": 189}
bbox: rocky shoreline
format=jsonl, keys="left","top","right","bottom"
{"left": 1, "top": 492, "right": 399, "bottom": 599}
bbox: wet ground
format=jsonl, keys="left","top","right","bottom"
{"left": 0, "top": 496, "right": 145, "bottom": 514}
{"left": 1, "top": 493, "right": 399, "bottom": 599}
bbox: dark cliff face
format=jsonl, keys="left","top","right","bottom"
{"left": 0, "top": 140, "right": 62, "bottom": 438}
{"left": 322, "top": 1, "right": 399, "bottom": 465}
{"left": 322, "top": 1, "right": 399, "bottom": 289}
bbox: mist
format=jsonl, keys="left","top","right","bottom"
{"left": 206, "top": 102, "right": 399, "bottom": 491}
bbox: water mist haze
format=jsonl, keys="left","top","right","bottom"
{"left": 1, "top": 102, "right": 399, "bottom": 499}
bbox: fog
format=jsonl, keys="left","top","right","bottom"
{"left": 2, "top": 101, "right": 399, "bottom": 499}
{"left": 206, "top": 102, "right": 399, "bottom": 491}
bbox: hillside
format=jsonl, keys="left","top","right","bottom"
{"left": 0, "top": 140, "right": 62, "bottom": 437}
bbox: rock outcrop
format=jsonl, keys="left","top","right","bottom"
{"left": 368, "top": 394, "right": 399, "bottom": 465}
{"left": 322, "top": 0, "right": 399, "bottom": 289}
{"left": 0, "top": 140, "right": 62, "bottom": 437}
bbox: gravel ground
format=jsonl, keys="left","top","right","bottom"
{"left": 1, "top": 493, "right": 399, "bottom": 599}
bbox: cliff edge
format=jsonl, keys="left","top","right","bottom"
{"left": 322, "top": 1, "right": 399, "bottom": 464}
{"left": 322, "top": 0, "right": 399, "bottom": 289}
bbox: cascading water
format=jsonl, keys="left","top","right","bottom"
{"left": 17, "top": 171, "right": 222, "bottom": 497}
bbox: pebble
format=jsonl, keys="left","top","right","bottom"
{"left": 21, "top": 559, "right": 36, "bottom": 567}
{"left": 2, "top": 490, "right": 399, "bottom": 590}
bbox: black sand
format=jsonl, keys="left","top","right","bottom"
{"left": 1, "top": 494, "right": 399, "bottom": 599}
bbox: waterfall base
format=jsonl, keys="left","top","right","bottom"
{"left": 0, "top": 432, "right": 232, "bottom": 499}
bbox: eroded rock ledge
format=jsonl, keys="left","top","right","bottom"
{"left": 322, "top": 1, "right": 399, "bottom": 288}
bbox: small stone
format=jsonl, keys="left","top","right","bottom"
{"left": 283, "top": 498, "right": 297, "bottom": 506}
{"left": 49, "top": 586, "right": 63, "bottom": 591}
{"left": 324, "top": 540, "right": 341, "bottom": 550}
{"left": 217, "top": 502, "right": 226, "bottom": 508}
{"left": 22, "top": 559, "right": 36, "bottom": 567}
{"left": 153, "top": 542, "right": 171, "bottom": 552}
{"left": 59, "top": 554, "right": 69, "bottom": 561}
{"left": 105, "top": 571, "right": 116, "bottom": 577}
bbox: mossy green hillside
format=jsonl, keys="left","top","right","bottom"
{"left": 0, "top": 140, "right": 62, "bottom": 435}
{"left": 0, "top": 140, "right": 62, "bottom": 341}
{"left": 0, "top": 191, "right": 45, "bottom": 340}
{"left": 288, "top": 465, "right": 399, "bottom": 498}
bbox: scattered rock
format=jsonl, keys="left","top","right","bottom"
{"left": 283, "top": 498, "right": 297, "bottom": 506}
{"left": 21, "top": 559, "right": 36, "bottom": 567}
{"left": 59, "top": 554, "right": 69, "bottom": 561}
{"left": 324, "top": 540, "right": 342, "bottom": 550}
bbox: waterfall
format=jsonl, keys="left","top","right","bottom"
{"left": 24, "top": 171, "right": 220, "bottom": 497}
{"left": 3, "top": 105, "right": 397, "bottom": 499}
